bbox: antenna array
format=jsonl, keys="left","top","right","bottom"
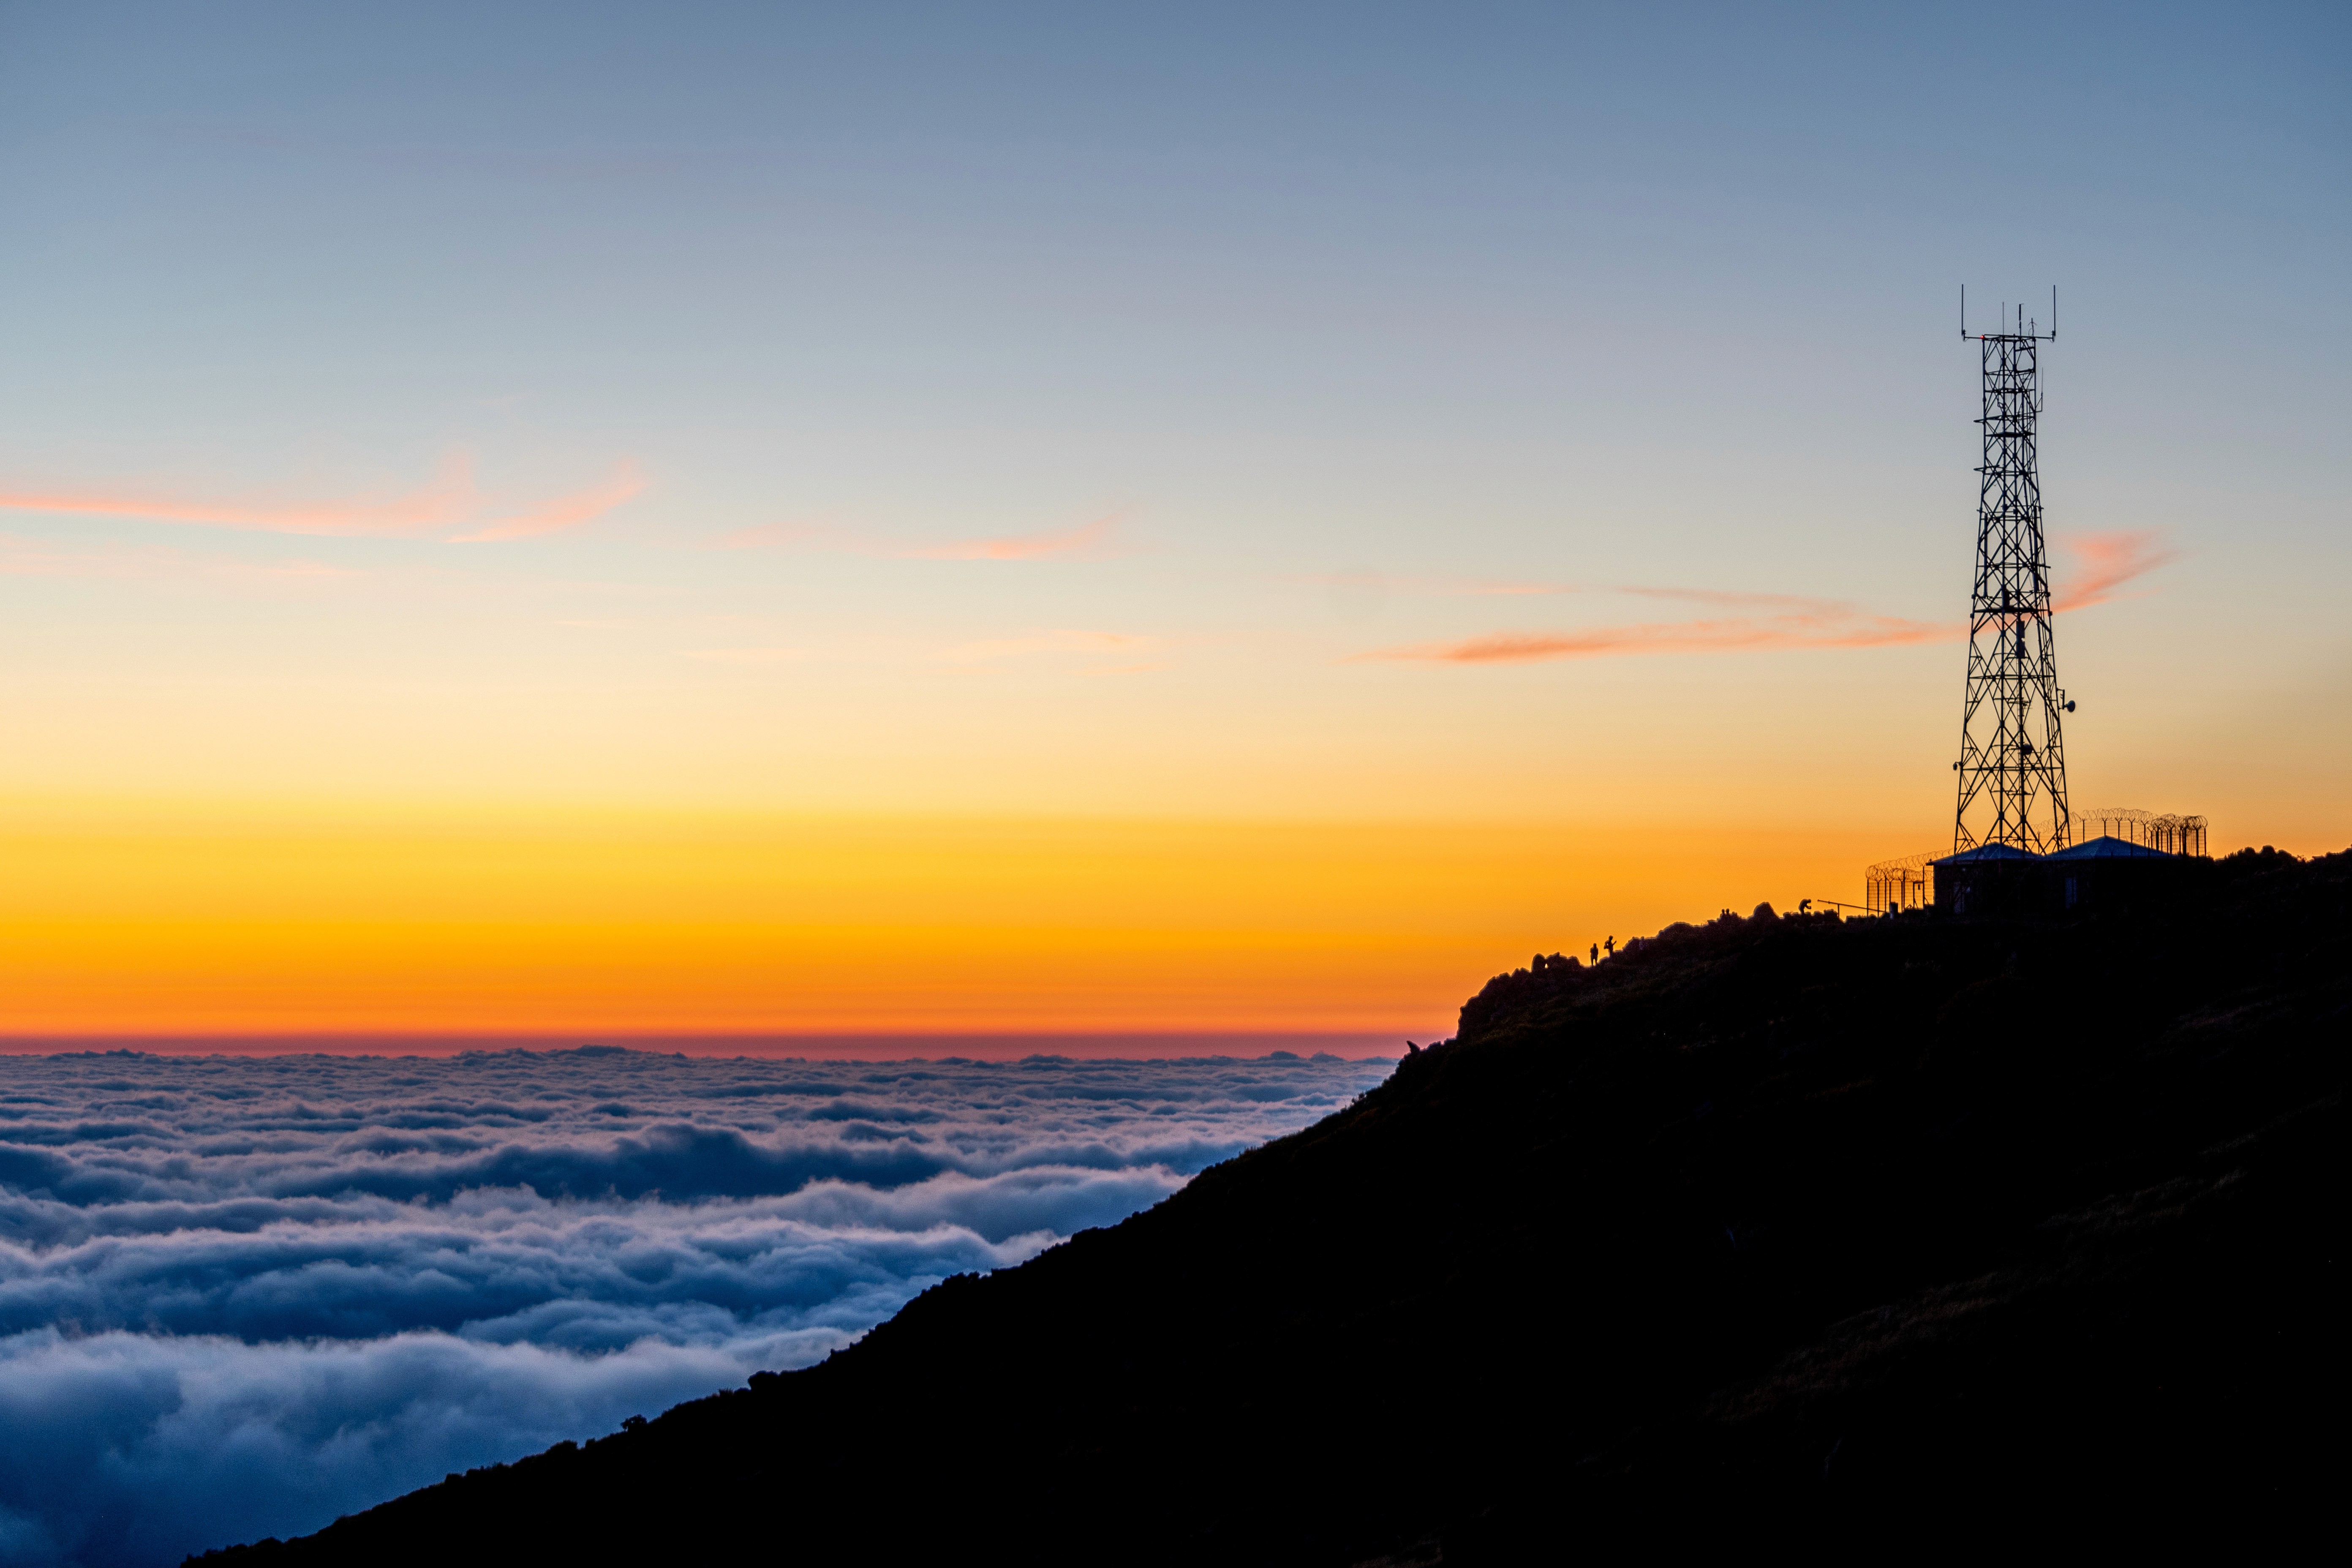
{"left": 1953, "top": 288, "right": 2071, "bottom": 853}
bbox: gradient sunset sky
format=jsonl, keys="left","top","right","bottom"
{"left": 0, "top": 3, "right": 2344, "bottom": 1044}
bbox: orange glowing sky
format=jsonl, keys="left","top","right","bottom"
{"left": 0, "top": 801, "right": 1903, "bottom": 1042}
{"left": 0, "top": 8, "right": 2343, "bottom": 1044}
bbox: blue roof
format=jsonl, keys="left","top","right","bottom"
{"left": 2045, "top": 834, "right": 2174, "bottom": 861}
{"left": 1931, "top": 843, "right": 2045, "bottom": 867}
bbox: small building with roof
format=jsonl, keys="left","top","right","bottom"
{"left": 1931, "top": 831, "right": 2204, "bottom": 917}
{"left": 1929, "top": 843, "right": 2050, "bottom": 917}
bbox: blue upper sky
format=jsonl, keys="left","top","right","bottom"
{"left": 0, "top": 2, "right": 2343, "bottom": 835}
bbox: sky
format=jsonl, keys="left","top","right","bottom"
{"left": 0, "top": 2, "right": 2344, "bottom": 1042}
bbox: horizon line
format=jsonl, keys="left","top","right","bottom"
{"left": 0, "top": 1029, "right": 1419, "bottom": 1062}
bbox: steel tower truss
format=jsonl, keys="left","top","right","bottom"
{"left": 1954, "top": 298, "right": 2071, "bottom": 853}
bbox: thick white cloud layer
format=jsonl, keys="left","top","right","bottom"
{"left": 0, "top": 1048, "right": 1391, "bottom": 1566}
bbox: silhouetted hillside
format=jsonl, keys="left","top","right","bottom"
{"left": 195, "top": 846, "right": 2346, "bottom": 1563}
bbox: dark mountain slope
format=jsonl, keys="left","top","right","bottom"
{"left": 199, "top": 847, "right": 2347, "bottom": 1563}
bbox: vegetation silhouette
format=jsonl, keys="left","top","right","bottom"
{"left": 193, "top": 845, "right": 2345, "bottom": 1563}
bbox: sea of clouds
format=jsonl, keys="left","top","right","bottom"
{"left": 0, "top": 1047, "right": 1392, "bottom": 1566}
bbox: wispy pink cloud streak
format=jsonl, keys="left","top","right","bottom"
{"left": 1370, "top": 610, "right": 1957, "bottom": 664}
{"left": 2053, "top": 530, "right": 2178, "bottom": 612}
{"left": 0, "top": 454, "right": 641, "bottom": 543}
{"left": 1365, "top": 536, "right": 2175, "bottom": 666}
{"left": 904, "top": 514, "right": 1120, "bottom": 561}
{"left": 721, "top": 513, "right": 1127, "bottom": 561}
{"left": 452, "top": 462, "right": 645, "bottom": 542}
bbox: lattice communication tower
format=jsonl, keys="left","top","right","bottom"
{"left": 1954, "top": 289, "right": 2072, "bottom": 853}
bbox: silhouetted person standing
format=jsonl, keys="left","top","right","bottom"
{"left": 1590, "top": 943, "right": 1599, "bottom": 966}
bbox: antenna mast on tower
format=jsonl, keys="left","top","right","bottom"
{"left": 1954, "top": 288, "right": 2072, "bottom": 853}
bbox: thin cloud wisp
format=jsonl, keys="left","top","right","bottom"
{"left": 0, "top": 454, "right": 642, "bottom": 544}
{"left": 1365, "top": 539, "right": 2177, "bottom": 666}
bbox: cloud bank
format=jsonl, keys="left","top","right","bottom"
{"left": 0, "top": 1048, "right": 1388, "bottom": 1565}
